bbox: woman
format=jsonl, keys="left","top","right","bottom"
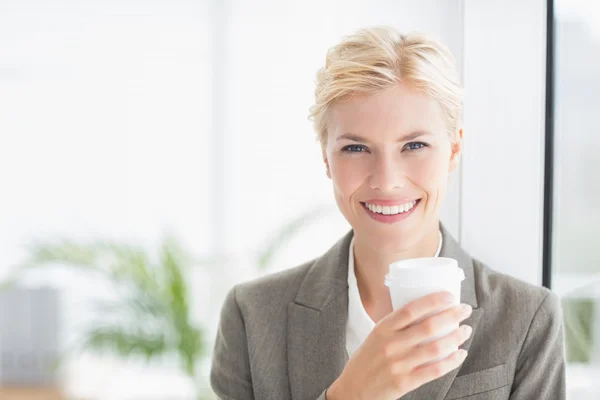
{"left": 210, "top": 27, "right": 566, "bottom": 400}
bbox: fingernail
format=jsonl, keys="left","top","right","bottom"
{"left": 460, "top": 304, "right": 473, "bottom": 316}
{"left": 458, "top": 349, "right": 468, "bottom": 360}
{"left": 462, "top": 325, "right": 473, "bottom": 337}
{"left": 442, "top": 292, "right": 454, "bottom": 304}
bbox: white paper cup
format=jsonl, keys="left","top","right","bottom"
{"left": 384, "top": 257, "right": 465, "bottom": 362}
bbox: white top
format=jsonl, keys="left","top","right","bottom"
{"left": 345, "top": 232, "right": 443, "bottom": 357}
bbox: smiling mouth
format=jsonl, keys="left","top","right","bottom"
{"left": 360, "top": 199, "right": 421, "bottom": 215}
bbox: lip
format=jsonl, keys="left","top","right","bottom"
{"left": 361, "top": 199, "right": 420, "bottom": 224}
{"left": 363, "top": 198, "right": 420, "bottom": 206}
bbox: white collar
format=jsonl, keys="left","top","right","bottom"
{"left": 345, "top": 231, "right": 443, "bottom": 356}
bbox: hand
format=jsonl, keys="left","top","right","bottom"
{"left": 327, "top": 292, "right": 473, "bottom": 400}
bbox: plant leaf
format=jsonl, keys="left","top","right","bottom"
{"left": 21, "top": 239, "right": 105, "bottom": 271}
{"left": 82, "top": 325, "right": 170, "bottom": 361}
{"left": 17, "top": 234, "right": 208, "bottom": 382}
{"left": 256, "top": 205, "right": 332, "bottom": 270}
{"left": 157, "top": 236, "right": 205, "bottom": 376}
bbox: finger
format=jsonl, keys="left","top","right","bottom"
{"left": 398, "top": 303, "right": 472, "bottom": 349}
{"left": 408, "top": 349, "right": 468, "bottom": 391}
{"left": 404, "top": 324, "right": 472, "bottom": 369}
{"left": 381, "top": 292, "right": 456, "bottom": 331}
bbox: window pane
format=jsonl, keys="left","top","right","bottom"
{"left": 553, "top": 1, "right": 600, "bottom": 398}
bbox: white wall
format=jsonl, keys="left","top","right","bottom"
{"left": 0, "top": 0, "right": 214, "bottom": 274}
{"left": 461, "top": 0, "right": 547, "bottom": 285}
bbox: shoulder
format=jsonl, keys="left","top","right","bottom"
{"left": 460, "top": 259, "right": 564, "bottom": 376}
{"left": 474, "top": 258, "right": 558, "bottom": 305}
{"left": 224, "top": 259, "right": 317, "bottom": 318}
{"left": 472, "top": 258, "right": 561, "bottom": 332}
{"left": 220, "top": 230, "right": 352, "bottom": 332}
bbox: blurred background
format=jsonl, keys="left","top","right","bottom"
{"left": 0, "top": 0, "right": 598, "bottom": 399}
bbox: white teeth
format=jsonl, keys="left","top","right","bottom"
{"left": 365, "top": 200, "right": 417, "bottom": 215}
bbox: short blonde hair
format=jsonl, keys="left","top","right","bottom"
{"left": 309, "top": 26, "right": 463, "bottom": 146}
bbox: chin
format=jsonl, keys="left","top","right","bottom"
{"left": 357, "top": 225, "right": 421, "bottom": 253}
{"left": 368, "top": 232, "right": 418, "bottom": 253}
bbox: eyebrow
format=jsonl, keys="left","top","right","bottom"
{"left": 336, "top": 131, "right": 432, "bottom": 143}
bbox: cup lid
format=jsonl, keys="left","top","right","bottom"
{"left": 385, "top": 257, "right": 465, "bottom": 287}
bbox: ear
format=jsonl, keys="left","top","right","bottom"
{"left": 323, "top": 150, "right": 331, "bottom": 179}
{"left": 449, "top": 128, "right": 463, "bottom": 172}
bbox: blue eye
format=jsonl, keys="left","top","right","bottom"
{"left": 405, "top": 142, "right": 428, "bottom": 151}
{"left": 342, "top": 144, "right": 367, "bottom": 153}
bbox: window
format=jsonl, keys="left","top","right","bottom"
{"left": 552, "top": 0, "right": 600, "bottom": 398}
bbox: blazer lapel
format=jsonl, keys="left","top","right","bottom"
{"left": 402, "top": 225, "right": 483, "bottom": 400}
{"left": 287, "top": 232, "right": 352, "bottom": 400}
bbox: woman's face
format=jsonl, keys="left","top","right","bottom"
{"left": 324, "top": 83, "right": 462, "bottom": 253}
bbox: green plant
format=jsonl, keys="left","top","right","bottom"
{"left": 256, "top": 205, "right": 333, "bottom": 270}
{"left": 562, "top": 297, "right": 595, "bottom": 363}
{"left": 16, "top": 235, "right": 209, "bottom": 398}
{"left": 11, "top": 204, "right": 333, "bottom": 399}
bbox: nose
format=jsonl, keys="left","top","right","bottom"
{"left": 369, "top": 153, "right": 406, "bottom": 192}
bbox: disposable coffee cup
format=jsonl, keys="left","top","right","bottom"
{"left": 384, "top": 257, "right": 465, "bottom": 361}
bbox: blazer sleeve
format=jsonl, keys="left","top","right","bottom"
{"left": 509, "top": 291, "right": 567, "bottom": 400}
{"left": 210, "top": 286, "right": 255, "bottom": 399}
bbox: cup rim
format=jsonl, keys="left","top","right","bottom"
{"left": 384, "top": 266, "right": 465, "bottom": 287}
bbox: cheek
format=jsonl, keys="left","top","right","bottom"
{"left": 329, "top": 156, "right": 367, "bottom": 196}
{"left": 409, "top": 151, "right": 450, "bottom": 192}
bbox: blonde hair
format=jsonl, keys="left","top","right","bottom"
{"left": 309, "top": 26, "right": 463, "bottom": 146}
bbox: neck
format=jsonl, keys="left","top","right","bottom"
{"left": 352, "top": 224, "right": 441, "bottom": 319}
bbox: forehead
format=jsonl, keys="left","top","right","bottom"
{"left": 327, "top": 83, "right": 447, "bottom": 140}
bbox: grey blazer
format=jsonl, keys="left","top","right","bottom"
{"left": 210, "top": 226, "right": 566, "bottom": 400}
